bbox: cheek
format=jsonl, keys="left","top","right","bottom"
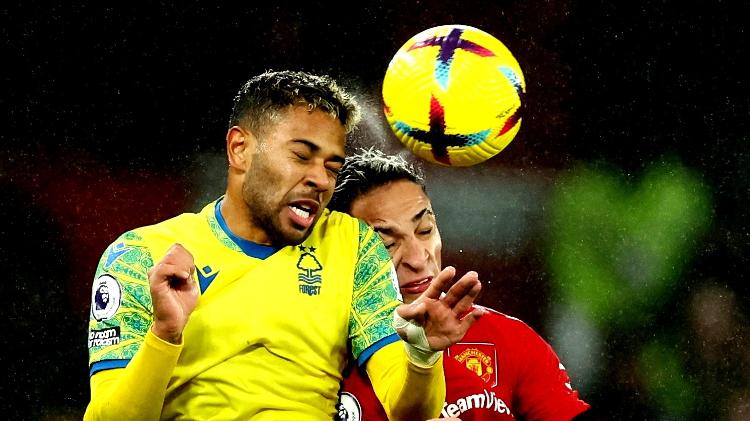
{"left": 432, "top": 236, "right": 442, "bottom": 266}
{"left": 250, "top": 158, "right": 291, "bottom": 190}
{"left": 276, "top": 162, "right": 306, "bottom": 188}
{"left": 241, "top": 170, "right": 258, "bottom": 197}
{"left": 391, "top": 253, "right": 405, "bottom": 283}
{"left": 243, "top": 162, "right": 277, "bottom": 206}
{"left": 395, "top": 267, "right": 408, "bottom": 287}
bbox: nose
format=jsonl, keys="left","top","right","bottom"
{"left": 304, "top": 161, "right": 333, "bottom": 192}
{"left": 398, "top": 236, "right": 429, "bottom": 272}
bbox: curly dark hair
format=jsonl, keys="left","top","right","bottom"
{"left": 329, "top": 147, "right": 425, "bottom": 213}
{"left": 229, "top": 70, "right": 361, "bottom": 138}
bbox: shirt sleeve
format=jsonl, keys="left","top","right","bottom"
{"left": 366, "top": 341, "right": 445, "bottom": 421}
{"left": 512, "top": 320, "right": 591, "bottom": 421}
{"left": 348, "top": 221, "right": 401, "bottom": 364}
{"left": 88, "top": 230, "right": 155, "bottom": 375}
{"left": 85, "top": 330, "right": 182, "bottom": 421}
{"left": 86, "top": 230, "right": 187, "bottom": 420}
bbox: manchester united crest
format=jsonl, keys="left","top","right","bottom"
{"left": 449, "top": 343, "right": 498, "bottom": 387}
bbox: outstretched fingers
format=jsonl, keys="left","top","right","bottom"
{"left": 417, "top": 266, "right": 458, "bottom": 301}
{"left": 441, "top": 270, "right": 481, "bottom": 312}
{"left": 399, "top": 267, "right": 486, "bottom": 351}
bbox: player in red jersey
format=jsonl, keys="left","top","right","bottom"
{"left": 329, "top": 148, "right": 595, "bottom": 421}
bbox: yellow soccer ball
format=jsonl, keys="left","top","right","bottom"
{"left": 383, "top": 24, "right": 525, "bottom": 166}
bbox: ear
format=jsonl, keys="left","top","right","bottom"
{"left": 226, "top": 126, "right": 256, "bottom": 171}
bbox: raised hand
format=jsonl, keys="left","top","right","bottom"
{"left": 147, "top": 243, "right": 199, "bottom": 344}
{"left": 395, "top": 266, "right": 485, "bottom": 351}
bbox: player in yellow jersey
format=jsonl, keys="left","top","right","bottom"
{"left": 84, "top": 70, "right": 485, "bottom": 420}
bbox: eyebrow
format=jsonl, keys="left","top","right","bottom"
{"left": 412, "top": 207, "right": 432, "bottom": 223}
{"left": 293, "top": 139, "right": 345, "bottom": 164}
{"left": 373, "top": 207, "right": 433, "bottom": 236}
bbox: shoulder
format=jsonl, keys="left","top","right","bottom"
{"left": 464, "top": 306, "right": 546, "bottom": 344}
{"left": 108, "top": 207, "right": 207, "bottom": 255}
{"left": 99, "top": 209, "right": 205, "bottom": 263}
{"left": 312, "top": 209, "right": 364, "bottom": 238}
{"left": 137, "top": 209, "right": 204, "bottom": 236}
{"left": 322, "top": 210, "right": 373, "bottom": 243}
{"left": 323, "top": 208, "right": 360, "bottom": 225}
{"left": 318, "top": 210, "right": 383, "bottom": 254}
{"left": 474, "top": 306, "right": 534, "bottom": 331}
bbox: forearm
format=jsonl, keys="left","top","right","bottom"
{"left": 366, "top": 341, "right": 446, "bottom": 421}
{"left": 84, "top": 329, "right": 182, "bottom": 421}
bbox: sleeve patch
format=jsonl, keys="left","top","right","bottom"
{"left": 91, "top": 274, "right": 122, "bottom": 321}
{"left": 88, "top": 326, "right": 121, "bottom": 348}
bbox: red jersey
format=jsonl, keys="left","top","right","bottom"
{"left": 336, "top": 308, "right": 590, "bottom": 420}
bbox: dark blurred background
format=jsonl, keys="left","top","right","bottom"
{"left": 2, "top": 1, "right": 748, "bottom": 419}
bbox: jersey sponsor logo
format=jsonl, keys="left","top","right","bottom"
{"left": 91, "top": 274, "right": 122, "bottom": 321}
{"left": 449, "top": 343, "right": 498, "bottom": 387}
{"left": 441, "top": 390, "right": 513, "bottom": 418}
{"left": 334, "top": 392, "right": 362, "bottom": 421}
{"left": 88, "top": 326, "right": 121, "bottom": 349}
{"left": 196, "top": 264, "right": 219, "bottom": 292}
{"left": 104, "top": 242, "right": 131, "bottom": 269}
{"left": 296, "top": 245, "right": 323, "bottom": 296}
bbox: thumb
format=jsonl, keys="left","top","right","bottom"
{"left": 393, "top": 306, "right": 433, "bottom": 353}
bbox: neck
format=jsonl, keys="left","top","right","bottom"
{"left": 220, "top": 188, "right": 272, "bottom": 245}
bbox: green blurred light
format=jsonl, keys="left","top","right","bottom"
{"left": 638, "top": 339, "right": 696, "bottom": 418}
{"left": 547, "top": 160, "right": 711, "bottom": 330}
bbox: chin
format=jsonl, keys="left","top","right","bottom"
{"left": 274, "top": 213, "right": 323, "bottom": 247}
{"left": 282, "top": 228, "right": 313, "bottom": 246}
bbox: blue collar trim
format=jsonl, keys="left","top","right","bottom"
{"left": 214, "top": 199, "right": 280, "bottom": 259}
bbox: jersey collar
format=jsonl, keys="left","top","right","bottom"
{"left": 213, "top": 198, "right": 280, "bottom": 259}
